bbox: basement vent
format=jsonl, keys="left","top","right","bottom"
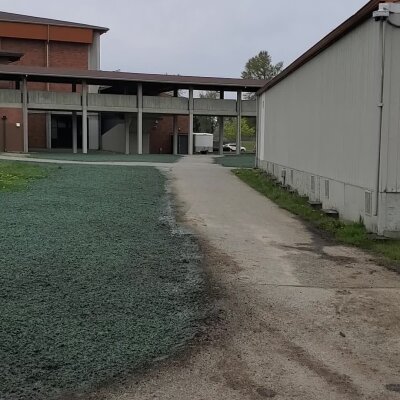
{"left": 365, "top": 191, "right": 372, "bottom": 216}
{"left": 325, "top": 180, "right": 330, "bottom": 199}
{"left": 311, "top": 176, "right": 316, "bottom": 193}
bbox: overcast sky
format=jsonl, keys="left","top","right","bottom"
{"left": 1, "top": 0, "right": 368, "bottom": 78}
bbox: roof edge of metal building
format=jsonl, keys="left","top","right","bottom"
{"left": 257, "top": 0, "right": 381, "bottom": 96}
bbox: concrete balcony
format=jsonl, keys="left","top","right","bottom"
{"left": 28, "top": 91, "right": 82, "bottom": 111}
{"left": 0, "top": 89, "right": 21, "bottom": 108}
{"left": 242, "top": 100, "right": 257, "bottom": 116}
{"left": 0, "top": 89, "right": 257, "bottom": 117}
{"left": 193, "top": 98, "right": 238, "bottom": 116}
{"left": 88, "top": 93, "right": 138, "bottom": 112}
{"left": 143, "top": 96, "right": 189, "bottom": 114}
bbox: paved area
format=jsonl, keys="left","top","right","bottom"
{"left": 0, "top": 154, "right": 172, "bottom": 169}
{"left": 103, "top": 156, "right": 400, "bottom": 400}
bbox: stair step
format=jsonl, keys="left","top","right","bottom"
{"left": 308, "top": 200, "right": 323, "bottom": 210}
{"left": 322, "top": 209, "right": 339, "bottom": 219}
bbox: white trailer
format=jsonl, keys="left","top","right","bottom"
{"left": 193, "top": 133, "right": 213, "bottom": 154}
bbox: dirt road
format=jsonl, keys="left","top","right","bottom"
{"left": 105, "top": 156, "right": 400, "bottom": 400}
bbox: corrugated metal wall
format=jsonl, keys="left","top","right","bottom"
{"left": 260, "top": 19, "right": 381, "bottom": 190}
{"left": 257, "top": 18, "right": 397, "bottom": 233}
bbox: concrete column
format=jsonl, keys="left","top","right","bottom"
{"left": 219, "top": 90, "right": 224, "bottom": 155}
{"left": 46, "top": 112, "right": 52, "bottom": 150}
{"left": 137, "top": 83, "right": 143, "bottom": 155}
{"left": 189, "top": 87, "right": 194, "bottom": 155}
{"left": 88, "top": 115, "right": 100, "bottom": 150}
{"left": 236, "top": 90, "right": 242, "bottom": 155}
{"left": 125, "top": 113, "right": 130, "bottom": 155}
{"left": 22, "top": 78, "right": 28, "bottom": 153}
{"left": 82, "top": 81, "right": 88, "bottom": 154}
{"left": 173, "top": 116, "right": 178, "bottom": 155}
{"left": 173, "top": 89, "right": 178, "bottom": 155}
{"left": 72, "top": 112, "right": 78, "bottom": 154}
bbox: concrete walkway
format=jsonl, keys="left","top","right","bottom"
{"left": 0, "top": 154, "right": 172, "bottom": 169}
{"left": 105, "top": 155, "right": 400, "bottom": 400}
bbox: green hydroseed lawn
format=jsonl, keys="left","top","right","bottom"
{"left": 235, "top": 169, "right": 400, "bottom": 265}
{"left": 0, "top": 161, "right": 50, "bottom": 191}
{"left": 214, "top": 153, "right": 255, "bottom": 168}
{"left": 0, "top": 163, "right": 206, "bottom": 400}
{"left": 28, "top": 151, "right": 181, "bottom": 163}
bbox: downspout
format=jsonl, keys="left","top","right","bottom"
{"left": 2, "top": 115, "right": 7, "bottom": 152}
{"left": 255, "top": 95, "right": 259, "bottom": 168}
{"left": 375, "top": 19, "right": 386, "bottom": 216}
{"left": 46, "top": 25, "right": 50, "bottom": 91}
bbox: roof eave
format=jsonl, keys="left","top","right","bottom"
{"left": 0, "top": 13, "right": 109, "bottom": 34}
{"left": 0, "top": 65, "right": 266, "bottom": 91}
{"left": 257, "top": 0, "right": 381, "bottom": 96}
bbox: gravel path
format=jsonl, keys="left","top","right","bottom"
{"left": 101, "top": 155, "right": 400, "bottom": 400}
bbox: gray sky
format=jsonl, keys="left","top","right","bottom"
{"left": 1, "top": 0, "right": 367, "bottom": 78}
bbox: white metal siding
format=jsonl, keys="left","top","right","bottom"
{"left": 261, "top": 19, "right": 381, "bottom": 191}
{"left": 257, "top": 18, "right": 394, "bottom": 232}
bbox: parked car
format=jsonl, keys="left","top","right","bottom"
{"left": 223, "top": 143, "right": 247, "bottom": 153}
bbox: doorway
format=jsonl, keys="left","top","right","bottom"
{"left": 51, "top": 115, "right": 82, "bottom": 149}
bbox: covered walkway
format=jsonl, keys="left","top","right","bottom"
{"left": 0, "top": 64, "right": 264, "bottom": 156}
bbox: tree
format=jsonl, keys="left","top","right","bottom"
{"left": 241, "top": 50, "right": 283, "bottom": 123}
{"left": 224, "top": 117, "right": 255, "bottom": 141}
{"left": 241, "top": 50, "right": 283, "bottom": 81}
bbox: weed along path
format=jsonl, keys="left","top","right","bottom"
{"left": 104, "top": 155, "right": 400, "bottom": 400}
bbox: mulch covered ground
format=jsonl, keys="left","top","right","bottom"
{"left": 0, "top": 163, "right": 206, "bottom": 400}
{"left": 214, "top": 154, "right": 255, "bottom": 168}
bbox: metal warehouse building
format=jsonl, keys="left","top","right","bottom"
{"left": 256, "top": 0, "right": 400, "bottom": 237}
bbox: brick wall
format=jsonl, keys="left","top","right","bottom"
{"left": 28, "top": 113, "right": 46, "bottom": 149}
{"left": 149, "top": 115, "right": 188, "bottom": 154}
{"left": 0, "top": 37, "right": 90, "bottom": 149}
{"left": 0, "top": 108, "right": 23, "bottom": 152}
{"left": 0, "top": 38, "right": 46, "bottom": 90}
{"left": 49, "top": 41, "right": 88, "bottom": 92}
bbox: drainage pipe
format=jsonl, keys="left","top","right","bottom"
{"left": 375, "top": 19, "right": 386, "bottom": 216}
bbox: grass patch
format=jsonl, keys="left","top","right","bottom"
{"left": 241, "top": 141, "right": 256, "bottom": 153}
{"left": 234, "top": 169, "right": 400, "bottom": 264}
{"left": 214, "top": 153, "right": 255, "bottom": 168}
{"left": 28, "top": 151, "right": 181, "bottom": 163}
{"left": 0, "top": 161, "right": 49, "bottom": 191}
{"left": 0, "top": 164, "right": 206, "bottom": 399}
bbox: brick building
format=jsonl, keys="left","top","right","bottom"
{"left": 0, "top": 11, "right": 107, "bottom": 152}
{"left": 0, "top": 11, "right": 262, "bottom": 155}
{"left": 0, "top": 11, "right": 192, "bottom": 154}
